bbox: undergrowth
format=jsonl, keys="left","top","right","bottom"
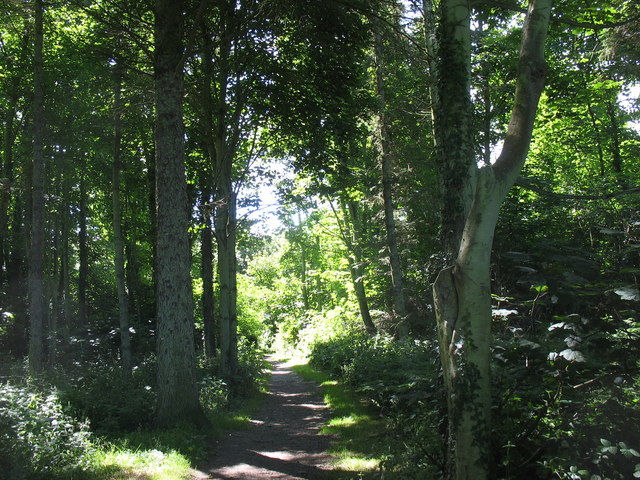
{"left": 306, "top": 332, "right": 444, "bottom": 479}
{"left": 0, "top": 342, "right": 269, "bottom": 480}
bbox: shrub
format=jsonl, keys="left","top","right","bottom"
{"left": 309, "top": 332, "right": 444, "bottom": 477}
{"left": 59, "top": 357, "right": 156, "bottom": 434}
{"left": 0, "top": 383, "right": 94, "bottom": 479}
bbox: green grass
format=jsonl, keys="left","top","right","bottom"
{"left": 292, "top": 362, "right": 392, "bottom": 479}
{"left": 91, "top": 446, "right": 193, "bottom": 480}
{"left": 87, "top": 367, "right": 271, "bottom": 480}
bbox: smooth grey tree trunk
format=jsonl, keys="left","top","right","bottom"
{"left": 432, "top": 0, "right": 552, "bottom": 478}
{"left": 112, "top": 66, "right": 132, "bottom": 375}
{"left": 154, "top": 0, "right": 203, "bottom": 426}
{"left": 28, "top": 0, "right": 46, "bottom": 376}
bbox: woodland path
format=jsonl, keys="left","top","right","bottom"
{"left": 191, "top": 357, "right": 334, "bottom": 480}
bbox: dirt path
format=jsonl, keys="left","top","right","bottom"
{"left": 191, "top": 357, "right": 334, "bottom": 480}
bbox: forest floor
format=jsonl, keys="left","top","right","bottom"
{"left": 190, "top": 356, "right": 335, "bottom": 480}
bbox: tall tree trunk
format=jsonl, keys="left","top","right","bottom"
{"left": 112, "top": 65, "right": 132, "bottom": 375}
{"left": 296, "top": 212, "right": 310, "bottom": 310}
{"left": 59, "top": 177, "right": 71, "bottom": 359}
{"left": 586, "top": 102, "right": 606, "bottom": 176}
{"left": 199, "top": 1, "right": 242, "bottom": 376}
{"left": 145, "top": 142, "right": 158, "bottom": 319}
{"left": 606, "top": 100, "right": 626, "bottom": 189}
{"left": 373, "top": 27, "right": 409, "bottom": 338}
{"left": 198, "top": 25, "right": 218, "bottom": 361}
{"left": 51, "top": 158, "right": 71, "bottom": 366}
{"left": 50, "top": 184, "right": 60, "bottom": 368}
{"left": 344, "top": 201, "right": 376, "bottom": 334}
{"left": 200, "top": 192, "right": 216, "bottom": 359}
{"left": 432, "top": 0, "right": 552, "bottom": 478}
{"left": 433, "top": 0, "right": 475, "bottom": 260}
{"left": 78, "top": 175, "right": 89, "bottom": 329}
{"left": 28, "top": 0, "right": 46, "bottom": 375}
{"left": 228, "top": 193, "right": 238, "bottom": 374}
{"left": 1, "top": 24, "right": 29, "bottom": 287}
{"left": 1, "top": 95, "right": 18, "bottom": 286}
{"left": 154, "top": 0, "right": 203, "bottom": 426}
{"left": 216, "top": 184, "right": 238, "bottom": 376}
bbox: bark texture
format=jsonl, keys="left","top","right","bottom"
{"left": 28, "top": 0, "right": 46, "bottom": 376}
{"left": 432, "top": 0, "right": 552, "bottom": 478}
{"left": 216, "top": 185, "right": 238, "bottom": 376}
{"left": 154, "top": 0, "right": 203, "bottom": 426}
{"left": 433, "top": 0, "right": 475, "bottom": 259}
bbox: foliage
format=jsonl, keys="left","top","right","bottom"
{"left": 309, "top": 331, "right": 444, "bottom": 478}
{"left": 0, "top": 382, "right": 94, "bottom": 479}
{"left": 59, "top": 358, "right": 157, "bottom": 434}
{"left": 488, "top": 233, "right": 640, "bottom": 479}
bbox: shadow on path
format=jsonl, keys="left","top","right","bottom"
{"left": 192, "top": 357, "right": 334, "bottom": 480}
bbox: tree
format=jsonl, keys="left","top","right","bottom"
{"left": 431, "top": 0, "right": 552, "bottom": 478}
{"left": 153, "top": 0, "right": 202, "bottom": 426}
{"left": 28, "top": 0, "right": 46, "bottom": 375}
{"left": 373, "top": 10, "right": 409, "bottom": 338}
{"left": 111, "top": 59, "right": 132, "bottom": 375}
{"left": 337, "top": 199, "right": 377, "bottom": 334}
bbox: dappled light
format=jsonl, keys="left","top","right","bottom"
{"left": 0, "top": 0, "right": 638, "bottom": 479}
{"left": 196, "top": 359, "right": 334, "bottom": 479}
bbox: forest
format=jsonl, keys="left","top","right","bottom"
{"left": 0, "top": 0, "right": 639, "bottom": 479}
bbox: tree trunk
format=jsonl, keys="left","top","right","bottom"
{"left": 28, "top": 0, "right": 46, "bottom": 376}
{"left": 216, "top": 183, "right": 238, "bottom": 376}
{"left": 145, "top": 142, "right": 158, "bottom": 319}
{"left": 112, "top": 65, "right": 132, "bottom": 375}
{"left": 433, "top": 0, "right": 475, "bottom": 259}
{"left": 432, "top": 0, "right": 552, "bottom": 478}
{"left": 59, "top": 180, "right": 71, "bottom": 358}
{"left": 344, "top": 201, "right": 376, "bottom": 334}
{"left": 78, "top": 175, "right": 89, "bottom": 329}
{"left": 373, "top": 27, "right": 409, "bottom": 338}
{"left": 228, "top": 193, "right": 238, "bottom": 374}
{"left": 1, "top": 95, "right": 18, "bottom": 285}
{"left": 51, "top": 158, "right": 71, "bottom": 366}
{"left": 606, "top": 100, "right": 626, "bottom": 189}
{"left": 154, "top": 0, "right": 203, "bottom": 426}
{"left": 1, "top": 23, "right": 29, "bottom": 287}
{"left": 201, "top": 193, "right": 216, "bottom": 359}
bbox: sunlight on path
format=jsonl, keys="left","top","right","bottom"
{"left": 191, "top": 357, "right": 334, "bottom": 480}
